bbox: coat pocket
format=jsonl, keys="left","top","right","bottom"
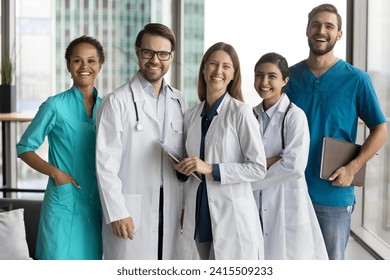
{"left": 234, "top": 195, "right": 262, "bottom": 235}
{"left": 45, "top": 183, "right": 75, "bottom": 214}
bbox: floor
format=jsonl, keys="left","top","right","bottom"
{"left": 345, "top": 235, "right": 376, "bottom": 260}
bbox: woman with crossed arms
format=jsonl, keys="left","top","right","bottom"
{"left": 251, "top": 52, "right": 328, "bottom": 260}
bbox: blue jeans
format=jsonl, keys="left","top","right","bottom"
{"left": 313, "top": 204, "right": 354, "bottom": 260}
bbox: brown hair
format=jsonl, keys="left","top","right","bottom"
{"left": 135, "top": 23, "right": 176, "bottom": 52}
{"left": 197, "top": 42, "right": 243, "bottom": 102}
{"left": 307, "top": 3, "right": 342, "bottom": 31}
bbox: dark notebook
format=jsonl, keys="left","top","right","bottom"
{"left": 320, "top": 137, "right": 366, "bottom": 186}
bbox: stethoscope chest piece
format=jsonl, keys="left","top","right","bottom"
{"left": 136, "top": 122, "right": 143, "bottom": 131}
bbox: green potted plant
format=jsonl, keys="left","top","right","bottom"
{"left": 0, "top": 51, "right": 16, "bottom": 113}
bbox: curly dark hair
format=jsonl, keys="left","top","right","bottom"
{"left": 65, "top": 35, "right": 105, "bottom": 65}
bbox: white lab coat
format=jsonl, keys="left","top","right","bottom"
{"left": 179, "top": 93, "right": 267, "bottom": 260}
{"left": 252, "top": 94, "right": 328, "bottom": 260}
{"left": 95, "top": 73, "right": 187, "bottom": 259}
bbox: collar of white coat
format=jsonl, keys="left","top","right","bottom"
{"left": 253, "top": 93, "right": 291, "bottom": 116}
{"left": 129, "top": 72, "right": 181, "bottom": 103}
{"left": 196, "top": 92, "right": 236, "bottom": 119}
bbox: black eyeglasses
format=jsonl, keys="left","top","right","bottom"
{"left": 138, "top": 48, "right": 172, "bottom": 61}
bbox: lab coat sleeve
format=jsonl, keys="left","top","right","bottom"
{"left": 96, "top": 94, "right": 130, "bottom": 224}
{"left": 181, "top": 111, "right": 192, "bottom": 209}
{"left": 219, "top": 104, "right": 267, "bottom": 184}
{"left": 173, "top": 92, "right": 190, "bottom": 184}
{"left": 252, "top": 108, "right": 309, "bottom": 191}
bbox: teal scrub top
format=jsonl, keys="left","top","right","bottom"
{"left": 286, "top": 60, "right": 386, "bottom": 207}
{"left": 16, "top": 86, "right": 103, "bottom": 259}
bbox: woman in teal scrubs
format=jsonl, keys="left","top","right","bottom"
{"left": 16, "top": 35, "right": 105, "bottom": 259}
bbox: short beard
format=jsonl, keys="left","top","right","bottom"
{"left": 140, "top": 65, "right": 168, "bottom": 83}
{"left": 308, "top": 40, "right": 337, "bottom": 56}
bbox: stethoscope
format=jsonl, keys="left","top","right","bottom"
{"left": 131, "top": 89, "right": 183, "bottom": 132}
{"left": 253, "top": 97, "right": 292, "bottom": 149}
{"left": 132, "top": 90, "right": 144, "bottom": 131}
{"left": 132, "top": 93, "right": 144, "bottom": 131}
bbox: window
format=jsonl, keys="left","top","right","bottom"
{"left": 358, "top": 0, "right": 390, "bottom": 258}
{"left": 204, "top": 0, "right": 346, "bottom": 107}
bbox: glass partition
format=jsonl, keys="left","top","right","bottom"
{"left": 204, "top": 0, "right": 346, "bottom": 107}
{"left": 361, "top": 0, "right": 390, "bottom": 256}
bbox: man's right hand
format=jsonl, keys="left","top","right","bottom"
{"left": 111, "top": 217, "right": 135, "bottom": 240}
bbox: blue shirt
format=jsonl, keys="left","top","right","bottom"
{"left": 138, "top": 71, "right": 167, "bottom": 141}
{"left": 138, "top": 72, "right": 167, "bottom": 186}
{"left": 261, "top": 95, "right": 283, "bottom": 135}
{"left": 195, "top": 93, "right": 225, "bottom": 242}
{"left": 285, "top": 59, "right": 386, "bottom": 207}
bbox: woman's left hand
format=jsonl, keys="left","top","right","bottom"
{"left": 175, "top": 156, "right": 212, "bottom": 176}
{"left": 266, "top": 156, "right": 281, "bottom": 169}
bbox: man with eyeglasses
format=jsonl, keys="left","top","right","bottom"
{"left": 96, "top": 23, "right": 187, "bottom": 260}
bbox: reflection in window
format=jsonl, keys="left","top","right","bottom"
{"left": 365, "top": 0, "right": 390, "bottom": 247}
